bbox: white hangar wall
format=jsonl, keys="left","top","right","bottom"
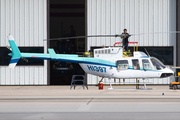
{"left": 87, "top": 0, "right": 176, "bottom": 85}
{"left": 0, "top": 0, "right": 47, "bottom": 85}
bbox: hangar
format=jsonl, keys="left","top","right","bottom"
{"left": 0, "top": 0, "right": 178, "bottom": 85}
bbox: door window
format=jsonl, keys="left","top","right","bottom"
{"left": 132, "top": 59, "right": 140, "bottom": 70}
{"left": 142, "top": 59, "right": 152, "bottom": 70}
{"left": 117, "top": 60, "right": 128, "bottom": 70}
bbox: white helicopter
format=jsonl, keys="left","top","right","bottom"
{"left": 7, "top": 32, "right": 175, "bottom": 90}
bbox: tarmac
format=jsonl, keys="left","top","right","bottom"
{"left": 0, "top": 85, "right": 180, "bottom": 120}
{"left": 0, "top": 85, "right": 179, "bottom": 99}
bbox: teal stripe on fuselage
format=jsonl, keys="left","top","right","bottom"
{"left": 128, "top": 65, "right": 161, "bottom": 72}
{"left": 21, "top": 53, "right": 78, "bottom": 58}
{"left": 21, "top": 53, "right": 116, "bottom": 67}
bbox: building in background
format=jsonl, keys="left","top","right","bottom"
{"left": 0, "top": 0, "right": 48, "bottom": 85}
{"left": 86, "top": 0, "right": 176, "bottom": 85}
{"left": 0, "top": 0, "right": 177, "bottom": 85}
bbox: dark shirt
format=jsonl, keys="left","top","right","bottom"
{"left": 120, "top": 33, "right": 130, "bottom": 44}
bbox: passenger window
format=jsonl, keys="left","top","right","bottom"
{"left": 142, "top": 59, "right": 152, "bottom": 69}
{"left": 132, "top": 59, "right": 140, "bottom": 70}
{"left": 117, "top": 60, "right": 128, "bottom": 70}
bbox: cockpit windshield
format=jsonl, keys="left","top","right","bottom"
{"left": 151, "top": 57, "right": 166, "bottom": 70}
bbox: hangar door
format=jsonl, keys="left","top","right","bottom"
{"left": 49, "top": 0, "right": 85, "bottom": 85}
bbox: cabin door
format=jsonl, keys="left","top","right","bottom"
{"left": 131, "top": 59, "right": 143, "bottom": 78}
{"left": 142, "top": 59, "right": 154, "bottom": 78}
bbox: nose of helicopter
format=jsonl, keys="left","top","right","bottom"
{"left": 160, "top": 68, "right": 174, "bottom": 78}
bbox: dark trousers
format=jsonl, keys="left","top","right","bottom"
{"left": 123, "top": 42, "right": 128, "bottom": 52}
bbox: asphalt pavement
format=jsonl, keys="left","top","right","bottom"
{"left": 0, "top": 85, "right": 179, "bottom": 120}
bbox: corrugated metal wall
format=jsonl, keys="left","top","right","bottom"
{"left": 0, "top": 0, "right": 47, "bottom": 85}
{"left": 87, "top": 0, "right": 176, "bottom": 85}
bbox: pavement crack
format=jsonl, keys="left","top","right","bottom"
{"left": 87, "top": 98, "right": 93, "bottom": 105}
{"left": 14, "top": 86, "right": 24, "bottom": 90}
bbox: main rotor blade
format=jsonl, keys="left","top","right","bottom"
{"left": 43, "top": 31, "right": 180, "bottom": 41}
{"left": 130, "top": 31, "right": 180, "bottom": 36}
{"left": 43, "top": 35, "right": 120, "bottom": 41}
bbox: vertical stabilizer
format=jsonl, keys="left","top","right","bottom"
{"left": 8, "top": 35, "right": 21, "bottom": 68}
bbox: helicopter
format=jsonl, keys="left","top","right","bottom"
{"left": 7, "top": 33, "right": 175, "bottom": 90}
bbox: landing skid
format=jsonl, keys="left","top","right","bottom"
{"left": 108, "top": 81, "right": 113, "bottom": 90}
{"left": 137, "top": 82, "right": 155, "bottom": 90}
{"left": 137, "top": 88, "right": 156, "bottom": 90}
{"left": 107, "top": 79, "right": 156, "bottom": 90}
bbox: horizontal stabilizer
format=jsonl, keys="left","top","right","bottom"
{"left": 48, "top": 49, "right": 57, "bottom": 59}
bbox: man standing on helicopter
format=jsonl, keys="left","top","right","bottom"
{"left": 120, "top": 29, "right": 131, "bottom": 52}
